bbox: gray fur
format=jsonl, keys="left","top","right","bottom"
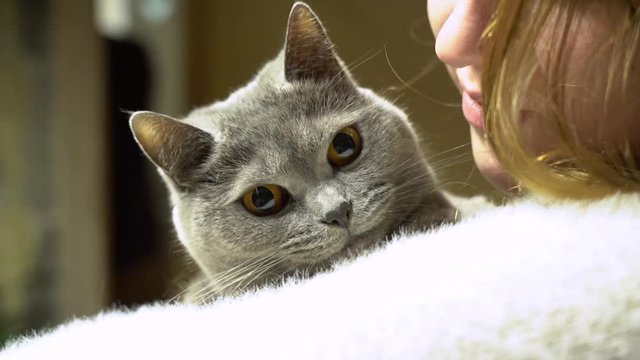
{"left": 130, "top": 2, "right": 454, "bottom": 302}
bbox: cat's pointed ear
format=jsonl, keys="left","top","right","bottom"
{"left": 130, "top": 111, "right": 214, "bottom": 188}
{"left": 285, "top": 2, "right": 351, "bottom": 84}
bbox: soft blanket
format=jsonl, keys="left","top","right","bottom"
{"left": 2, "top": 194, "right": 640, "bottom": 359}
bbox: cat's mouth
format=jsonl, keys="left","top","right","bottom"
{"left": 285, "top": 226, "right": 381, "bottom": 264}
{"left": 288, "top": 234, "right": 380, "bottom": 265}
{"left": 285, "top": 190, "right": 397, "bottom": 264}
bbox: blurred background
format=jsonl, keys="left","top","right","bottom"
{"left": 0, "top": 0, "right": 496, "bottom": 346}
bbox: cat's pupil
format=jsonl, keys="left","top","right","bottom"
{"left": 252, "top": 186, "right": 275, "bottom": 210}
{"left": 333, "top": 132, "right": 355, "bottom": 158}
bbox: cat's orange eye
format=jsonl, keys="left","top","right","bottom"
{"left": 327, "top": 126, "right": 362, "bottom": 167}
{"left": 242, "top": 184, "right": 289, "bottom": 216}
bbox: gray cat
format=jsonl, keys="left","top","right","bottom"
{"left": 130, "top": 2, "right": 454, "bottom": 302}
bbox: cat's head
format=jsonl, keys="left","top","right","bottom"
{"left": 130, "top": 3, "right": 452, "bottom": 278}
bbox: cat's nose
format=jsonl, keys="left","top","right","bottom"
{"left": 321, "top": 200, "right": 351, "bottom": 228}
{"left": 306, "top": 182, "right": 351, "bottom": 228}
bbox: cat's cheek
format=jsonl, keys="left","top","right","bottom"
{"left": 349, "top": 194, "right": 394, "bottom": 237}
{"left": 170, "top": 200, "right": 203, "bottom": 249}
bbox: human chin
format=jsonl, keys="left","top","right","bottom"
{"left": 445, "top": 67, "right": 515, "bottom": 193}
{"left": 469, "top": 126, "right": 517, "bottom": 194}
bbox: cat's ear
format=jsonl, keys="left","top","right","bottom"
{"left": 284, "top": 2, "right": 352, "bottom": 84}
{"left": 130, "top": 111, "right": 214, "bottom": 188}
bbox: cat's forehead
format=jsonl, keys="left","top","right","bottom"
{"left": 226, "top": 87, "right": 363, "bottom": 166}
{"left": 245, "top": 83, "right": 363, "bottom": 129}
{"left": 196, "top": 83, "right": 367, "bottom": 147}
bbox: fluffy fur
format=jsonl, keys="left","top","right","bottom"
{"left": 130, "top": 3, "right": 453, "bottom": 301}
{"left": 3, "top": 194, "right": 640, "bottom": 359}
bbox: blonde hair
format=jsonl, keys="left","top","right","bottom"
{"left": 482, "top": 0, "right": 640, "bottom": 199}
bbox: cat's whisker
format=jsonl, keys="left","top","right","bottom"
{"left": 196, "top": 259, "right": 265, "bottom": 299}
{"left": 384, "top": 157, "right": 426, "bottom": 176}
{"left": 171, "top": 275, "right": 213, "bottom": 302}
{"left": 390, "top": 156, "right": 421, "bottom": 170}
{"left": 383, "top": 160, "right": 415, "bottom": 176}
{"left": 215, "top": 256, "right": 272, "bottom": 282}
{"left": 383, "top": 45, "right": 460, "bottom": 108}
{"left": 229, "top": 256, "right": 287, "bottom": 295}
{"left": 429, "top": 158, "right": 475, "bottom": 174}
{"left": 170, "top": 267, "right": 228, "bottom": 303}
{"left": 427, "top": 142, "right": 471, "bottom": 159}
{"left": 211, "top": 258, "right": 275, "bottom": 294}
{"left": 210, "top": 255, "right": 284, "bottom": 297}
{"left": 428, "top": 153, "right": 473, "bottom": 169}
{"left": 186, "top": 255, "right": 282, "bottom": 303}
{"left": 428, "top": 149, "right": 473, "bottom": 164}
{"left": 430, "top": 162, "right": 474, "bottom": 175}
{"left": 431, "top": 153, "right": 473, "bottom": 166}
{"left": 221, "top": 257, "right": 285, "bottom": 297}
{"left": 433, "top": 181, "right": 481, "bottom": 193}
{"left": 430, "top": 150, "right": 473, "bottom": 163}
{"left": 344, "top": 45, "right": 386, "bottom": 74}
{"left": 398, "top": 171, "right": 441, "bottom": 187}
{"left": 187, "top": 272, "right": 235, "bottom": 304}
